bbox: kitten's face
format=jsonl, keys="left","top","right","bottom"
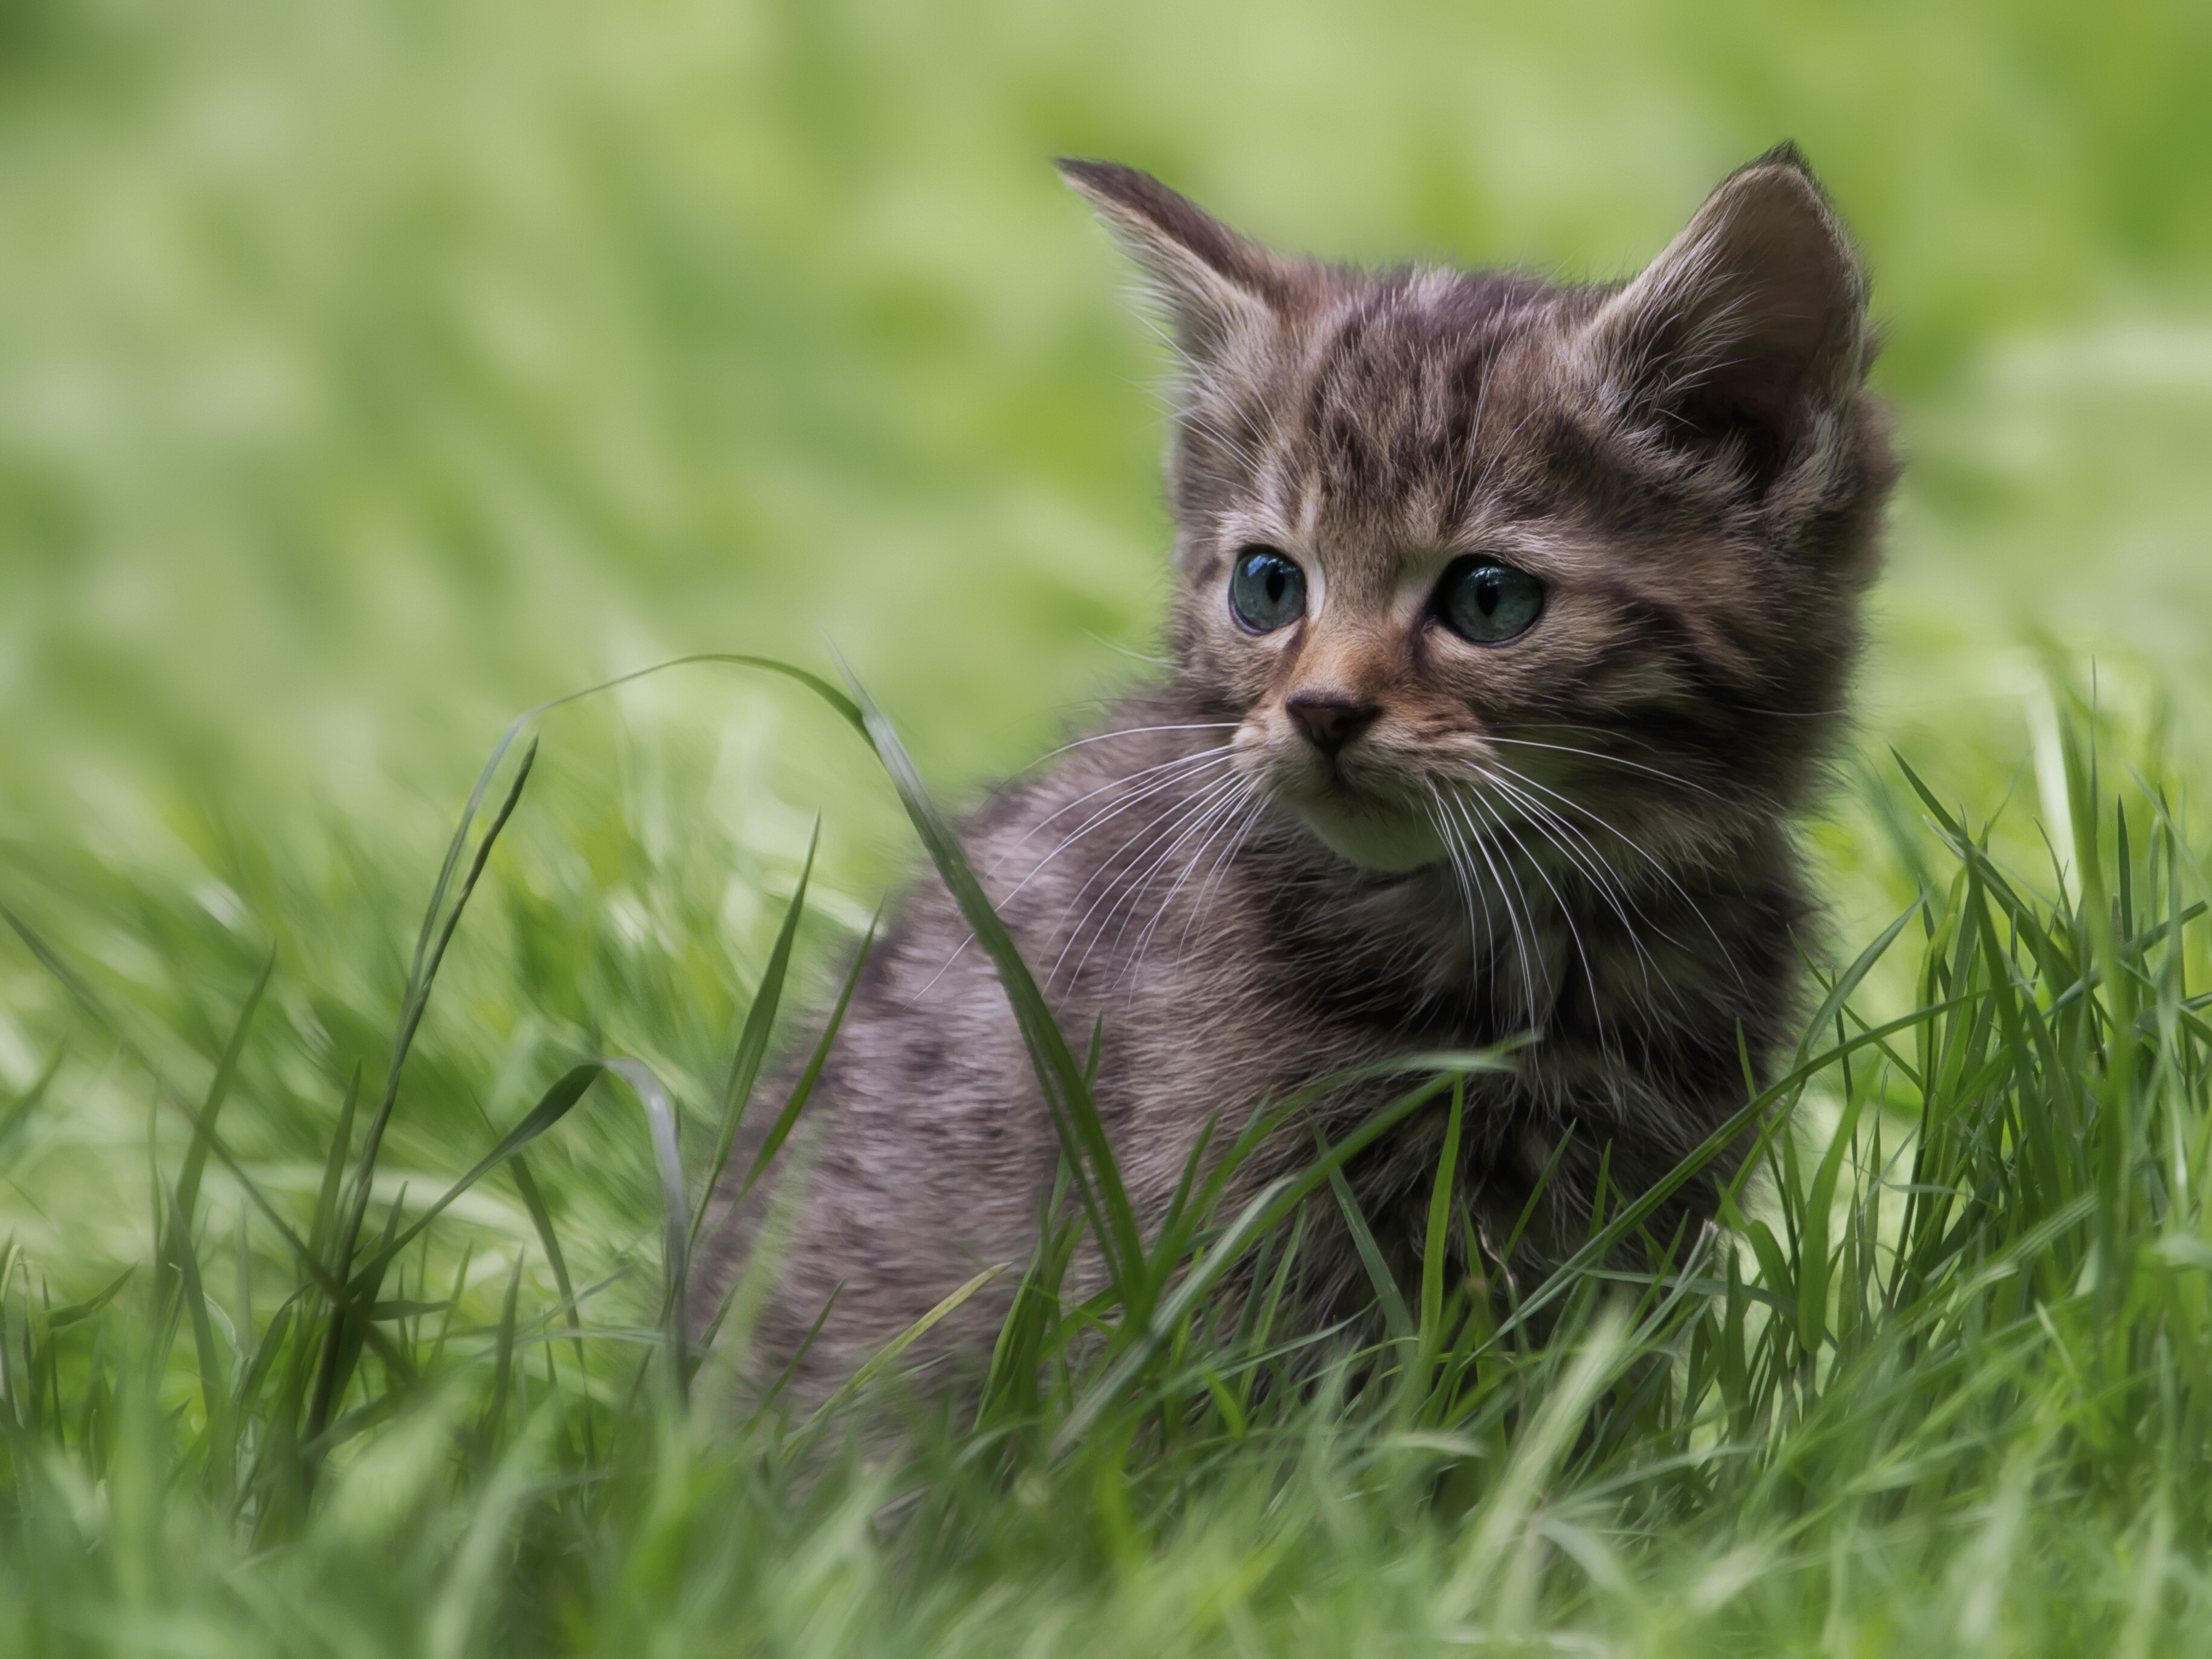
{"left": 1063, "top": 154, "right": 1896, "bottom": 876}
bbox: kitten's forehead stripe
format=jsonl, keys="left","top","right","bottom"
{"left": 1270, "top": 272, "right": 1567, "bottom": 548}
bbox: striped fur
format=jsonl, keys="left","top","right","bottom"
{"left": 694, "top": 148, "right": 1898, "bottom": 1404}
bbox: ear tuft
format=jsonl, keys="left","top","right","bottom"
{"left": 1056, "top": 158, "right": 1284, "bottom": 364}
{"left": 1585, "top": 148, "right": 1869, "bottom": 496}
{"left": 1751, "top": 139, "right": 1815, "bottom": 179}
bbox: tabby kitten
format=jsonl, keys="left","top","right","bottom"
{"left": 695, "top": 146, "right": 1896, "bottom": 1403}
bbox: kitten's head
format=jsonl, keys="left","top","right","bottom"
{"left": 1062, "top": 151, "right": 1896, "bottom": 875}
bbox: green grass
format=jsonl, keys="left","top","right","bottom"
{"left": 4, "top": 666, "right": 2212, "bottom": 1656}
{"left": 4, "top": 0, "right": 2212, "bottom": 1650}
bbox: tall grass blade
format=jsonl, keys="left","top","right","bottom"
{"left": 357, "top": 1063, "right": 607, "bottom": 1282}
{"left": 1422, "top": 1080, "right": 1466, "bottom": 1341}
{"left": 504, "top": 1152, "right": 591, "bottom": 1456}
{"left": 845, "top": 676, "right": 1145, "bottom": 1308}
{"left": 733, "top": 918, "right": 877, "bottom": 1205}
{"left": 173, "top": 951, "right": 273, "bottom": 1242}
{"left": 163, "top": 1182, "right": 235, "bottom": 1499}
{"left": 801, "top": 1263, "right": 1008, "bottom": 1432}
{"left": 334, "top": 742, "right": 538, "bottom": 1300}
{"left": 692, "top": 819, "right": 821, "bottom": 1247}
{"left": 604, "top": 1058, "right": 689, "bottom": 1403}
{"left": 302, "top": 741, "right": 538, "bottom": 1465}
{"left": 0, "top": 1047, "right": 63, "bottom": 1167}
{"left": 1317, "top": 1126, "right": 1414, "bottom": 1345}
{"left": 1055, "top": 1067, "right": 1475, "bottom": 1452}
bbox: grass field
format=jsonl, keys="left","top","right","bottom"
{"left": 3, "top": 0, "right": 2211, "bottom": 1651}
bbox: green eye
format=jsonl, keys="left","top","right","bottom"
{"left": 1437, "top": 557, "right": 1544, "bottom": 645}
{"left": 1228, "top": 546, "right": 1307, "bottom": 633}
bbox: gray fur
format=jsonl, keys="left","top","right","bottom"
{"left": 692, "top": 148, "right": 1899, "bottom": 1406}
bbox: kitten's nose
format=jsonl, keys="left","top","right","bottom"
{"left": 1285, "top": 691, "right": 1381, "bottom": 756}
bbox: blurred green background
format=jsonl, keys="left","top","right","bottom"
{"left": 0, "top": 0, "right": 2207, "bottom": 1268}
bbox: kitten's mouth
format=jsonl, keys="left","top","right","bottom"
{"left": 1277, "top": 779, "right": 1449, "bottom": 873}
{"left": 1235, "top": 725, "right": 1451, "bottom": 873}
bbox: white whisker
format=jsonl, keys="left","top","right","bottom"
{"left": 1021, "top": 722, "right": 1242, "bottom": 772}
{"left": 1093, "top": 774, "right": 1258, "bottom": 980}
{"left": 1433, "top": 782, "right": 1541, "bottom": 1038}
{"left": 987, "top": 746, "right": 1237, "bottom": 878}
{"left": 1479, "top": 735, "right": 1729, "bottom": 804}
{"left": 1477, "top": 768, "right": 1664, "bottom": 999}
{"left": 1174, "top": 792, "right": 1269, "bottom": 966}
{"left": 1050, "top": 768, "right": 1254, "bottom": 988}
{"left": 1482, "top": 758, "right": 1747, "bottom": 994}
{"left": 1122, "top": 778, "right": 1265, "bottom": 989}
{"left": 914, "top": 747, "right": 1240, "bottom": 999}
{"left": 1424, "top": 790, "right": 1492, "bottom": 979}
{"left": 1458, "top": 783, "right": 1602, "bottom": 1049}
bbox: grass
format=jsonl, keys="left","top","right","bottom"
{"left": 2, "top": 660, "right": 2211, "bottom": 1655}
{"left": 4, "top": 0, "right": 2212, "bottom": 1649}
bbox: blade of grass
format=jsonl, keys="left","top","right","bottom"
{"left": 1316, "top": 1123, "right": 1414, "bottom": 1346}
{"left": 475, "top": 1254, "right": 525, "bottom": 1462}
{"left": 732, "top": 918, "right": 878, "bottom": 1205}
{"left": 1055, "top": 1066, "right": 1476, "bottom": 1453}
{"left": 174, "top": 951, "right": 273, "bottom": 1240}
{"left": 801, "top": 1263, "right": 1009, "bottom": 1432}
{"left": 44, "top": 1266, "right": 135, "bottom": 1332}
{"left": 691, "top": 820, "right": 821, "bottom": 1248}
{"left": 0, "top": 1046, "right": 63, "bottom": 1165}
{"left": 164, "top": 1182, "right": 235, "bottom": 1499}
{"left": 306, "top": 742, "right": 538, "bottom": 1459}
{"left": 846, "top": 676, "right": 1144, "bottom": 1310}
{"left": 356, "top": 1064, "right": 607, "bottom": 1285}
{"left": 1422, "top": 1080, "right": 1467, "bottom": 1341}
{"left": 603, "top": 1058, "right": 688, "bottom": 1404}
{"left": 505, "top": 1152, "right": 591, "bottom": 1460}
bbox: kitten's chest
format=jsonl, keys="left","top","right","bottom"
{"left": 1188, "top": 839, "right": 1580, "bottom": 1048}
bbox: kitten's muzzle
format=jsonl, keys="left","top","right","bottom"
{"left": 1284, "top": 691, "right": 1381, "bottom": 757}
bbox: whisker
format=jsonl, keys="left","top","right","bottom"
{"left": 1477, "top": 768, "right": 1664, "bottom": 976}
{"left": 1175, "top": 791, "right": 1269, "bottom": 966}
{"left": 1050, "top": 768, "right": 1253, "bottom": 988}
{"left": 1468, "top": 797, "right": 1549, "bottom": 1040}
{"left": 987, "top": 746, "right": 1237, "bottom": 878}
{"left": 1483, "top": 759, "right": 1748, "bottom": 994}
{"left": 1462, "top": 798, "right": 1544, "bottom": 1040}
{"left": 1457, "top": 783, "right": 1604, "bottom": 1049}
{"left": 1123, "top": 778, "right": 1265, "bottom": 989}
{"left": 1424, "top": 789, "right": 1493, "bottom": 980}
{"left": 1064, "top": 807, "right": 1242, "bottom": 993}
{"left": 1477, "top": 719, "right": 1674, "bottom": 758}
{"left": 1021, "top": 722, "right": 1243, "bottom": 772}
{"left": 1489, "top": 771, "right": 1696, "bottom": 1038}
{"left": 1097, "top": 774, "right": 1260, "bottom": 977}
{"left": 1480, "top": 736, "right": 1730, "bottom": 803}
{"left": 915, "top": 748, "right": 1240, "bottom": 999}
{"left": 1435, "top": 783, "right": 1541, "bottom": 1038}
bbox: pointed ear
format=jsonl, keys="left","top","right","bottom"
{"left": 1057, "top": 158, "right": 1287, "bottom": 364}
{"left": 1583, "top": 146, "right": 1870, "bottom": 494}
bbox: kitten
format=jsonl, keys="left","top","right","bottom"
{"left": 694, "top": 146, "right": 1896, "bottom": 1404}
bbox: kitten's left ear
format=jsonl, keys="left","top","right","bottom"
{"left": 1057, "top": 159, "right": 1289, "bottom": 365}
{"left": 1583, "top": 145, "right": 1871, "bottom": 496}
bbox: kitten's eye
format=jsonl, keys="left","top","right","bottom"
{"left": 1228, "top": 546, "right": 1307, "bottom": 634}
{"left": 1437, "top": 557, "right": 1544, "bottom": 645}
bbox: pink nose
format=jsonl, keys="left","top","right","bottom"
{"left": 1285, "top": 692, "right": 1381, "bottom": 755}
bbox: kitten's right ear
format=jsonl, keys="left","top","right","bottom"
{"left": 1057, "top": 159, "right": 1287, "bottom": 364}
{"left": 1581, "top": 146, "right": 1871, "bottom": 498}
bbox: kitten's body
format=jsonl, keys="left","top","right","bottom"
{"left": 695, "top": 150, "right": 1896, "bottom": 1403}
